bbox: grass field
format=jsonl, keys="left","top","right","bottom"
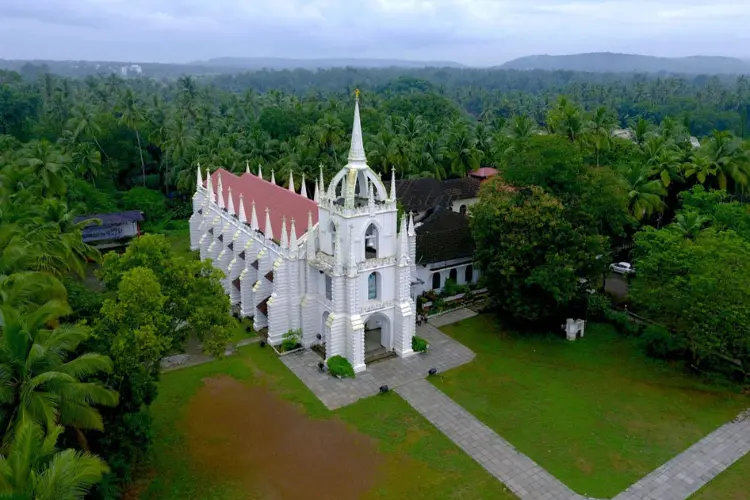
{"left": 433, "top": 314, "right": 749, "bottom": 499}
{"left": 691, "top": 454, "right": 750, "bottom": 500}
{"left": 135, "top": 343, "right": 516, "bottom": 500}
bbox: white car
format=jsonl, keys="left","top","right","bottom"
{"left": 609, "top": 262, "right": 635, "bottom": 275}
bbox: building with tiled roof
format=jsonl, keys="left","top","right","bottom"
{"left": 189, "top": 96, "right": 417, "bottom": 373}
{"left": 413, "top": 207, "right": 479, "bottom": 295}
{"left": 396, "top": 176, "right": 482, "bottom": 218}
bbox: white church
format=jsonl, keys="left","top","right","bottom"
{"left": 189, "top": 96, "right": 417, "bottom": 373}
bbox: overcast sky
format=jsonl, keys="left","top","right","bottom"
{"left": 1, "top": 0, "right": 749, "bottom": 66}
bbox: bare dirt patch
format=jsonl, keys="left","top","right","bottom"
{"left": 184, "top": 376, "right": 382, "bottom": 499}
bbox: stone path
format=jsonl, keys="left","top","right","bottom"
{"left": 427, "top": 307, "right": 478, "bottom": 327}
{"left": 396, "top": 379, "right": 591, "bottom": 500}
{"left": 281, "top": 322, "right": 475, "bottom": 410}
{"left": 613, "top": 410, "right": 750, "bottom": 500}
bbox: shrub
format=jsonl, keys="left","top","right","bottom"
{"left": 121, "top": 187, "right": 167, "bottom": 221}
{"left": 327, "top": 355, "right": 355, "bottom": 378}
{"left": 587, "top": 293, "right": 611, "bottom": 319}
{"left": 441, "top": 278, "right": 469, "bottom": 298}
{"left": 640, "top": 324, "right": 687, "bottom": 360}
{"left": 605, "top": 309, "right": 642, "bottom": 336}
{"left": 280, "top": 329, "right": 302, "bottom": 352}
{"left": 412, "top": 335, "right": 428, "bottom": 352}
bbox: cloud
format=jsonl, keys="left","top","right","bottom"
{"left": 0, "top": 0, "right": 748, "bottom": 65}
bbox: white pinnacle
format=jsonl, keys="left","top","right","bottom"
{"left": 217, "top": 173, "right": 225, "bottom": 209}
{"left": 390, "top": 167, "right": 396, "bottom": 201}
{"left": 258, "top": 164, "right": 263, "bottom": 180}
{"left": 300, "top": 173, "right": 307, "bottom": 198}
{"left": 306, "top": 211, "right": 316, "bottom": 260}
{"left": 238, "top": 194, "right": 247, "bottom": 223}
{"left": 250, "top": 200, "right": 259, "bottom": 231}
{"left": 290, "top": 218, "right": 298, "bottom": 255}
{"left": 319, "top": 165, "right": 326, "bottom": 200}
{"left": 206, "top": 169, "right": 215, "bottom": 203}
{"left": 196, "top": 164, "right": 203, "bottom": 188}
{"left": 313, "top": 179, "right": 320, "bottom": 203}
{"left": 288, "top": 170, "right": 295, "bottom": 192}
{"left": 227, "top": 187, "right": 235, "bottom": 215}
{"left": 264, "top": 206, "right": 274, "bottom": 241}
{"left": 245, "top": 161, "right": 250, "bottom": 174}
{"left": 280, "top": 216, "right": 289, "bottom": 249}
{"left": 408, "top": 211, "right": 415, "bottom": 237}
{"left": 271, "top": 169, "right": 276, "bottom": 185}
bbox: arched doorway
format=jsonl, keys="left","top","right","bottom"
{"left": 465, "top": 265, "right": 473, "bottom": 284}
{"left": 364, "top": 312, "right": 391, "bottom": 363}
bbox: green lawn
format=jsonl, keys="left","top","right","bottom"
{"left": 137, "top": 343, "right": 515, "bottom": 500}
{"left": 158, "top": 227, "right": 195, "bottom": 261}
{"left": 691, "top": 454, "right": 750, "bottom": 500}
{"left": 433, "top": 314, "right": 749, "bottom": 499}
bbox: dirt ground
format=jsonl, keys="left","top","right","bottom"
{"left": 184, "top": 376, "right": 382, "bottom": 499}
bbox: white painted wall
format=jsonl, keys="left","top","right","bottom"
{"left": 414, "top": 259, "right": 480, "bottom": 295}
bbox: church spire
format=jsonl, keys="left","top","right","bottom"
{"left": 196, "top": 163, "right": 203, "bottom": 188}
{"left": 280, "top": 216, "right": 288, "bottom": 249}
{"left": 390, "top": 167, "right": 396, "bottom": 201}
{"left": 306, "top": 212, "right": 316, "bottom": 261}
{"left": 347, "top": 90, "right": 366, "bottom": 165}
{"left": 290, "top": 218, "right": 298, "bottom": 256}
{"left": 227, "top": 186, "right": 235, "bottom": 215}
{"left": 313, "top": 179, "right": 320, "bottom": 203}
{"left": 238, "top": 194, "right": 247, "bottom": 224}
{"left": 288, "top": 170, "right": 295, "bottom": 193}
{"left": 319, "top": 165, "right": 326, "bottom": 201}
{"left": 264, "top": 207, "right": 274, "bottom": 241}
{"left": 250, "top": 200, "right": 259, "bottom": 231}
{"left": 217, "top": 173, "right": 225, "bottom": 209}
{"left": 271, "top": 169, "right": 276, "bottom": 185}
{"left": 300, "top": 173, "right": 308, "bottom": 198}
{"left": 408, "top": 211, "right": 415, "bottom": 236}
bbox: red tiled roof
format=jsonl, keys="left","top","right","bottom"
{"left": 469, "top": 167, "right": 499, "bottom": 179}
{"left": 208, "top": 168, "right": 318, "bottom": 238}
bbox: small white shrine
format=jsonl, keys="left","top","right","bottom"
{"left": 189, "top": 94, "right": 416, "bottom": 372}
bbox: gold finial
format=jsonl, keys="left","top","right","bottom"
{"left": 355, "top": 88, "right": 360, "bottom": 99}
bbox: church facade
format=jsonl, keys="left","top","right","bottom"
{"left": 189, "top": 97, "right": 416, "bottom": 372}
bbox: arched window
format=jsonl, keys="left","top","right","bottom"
{"left": 449, "top": 268, "right": 458, "bottom": 283}
{"left": 368, "top": 272, "right": 379, "bottom": 300}
{"left": 460, "top": 205, "right": 468, "bottom": 216}
{"left": 432, "top": 273, "right": 441, "bottom": 290}
{"left": 365, "top": 223, "right": 379, "bottom": 259}
{"left": 329, "top": 220, "right": 337, "bottom": 255}
{"left": 325, "top": 275, "right": 333, "bottom": 300}
{"left": 465, "top": 265, "right": 473, "bottom": 284}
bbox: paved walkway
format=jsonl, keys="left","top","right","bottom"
{"left": 427, "top": 307, "right": 478, "bottom": 327}
{"left": 280, "top": 322, "right": 475, "bottom": 409}
{"left": 161, "top": 337, "right": 259, "bottom": 372}
{"left": 613, "top": 410, "right": 750, "bottom": 500}
{"left": 396, "top": 379, "right": 590, "bottom": 500}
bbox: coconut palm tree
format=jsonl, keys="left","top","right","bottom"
{"left": 0, "top": 300, "right": 118, "bottom": 441}
{"left": 0, "top": 421, "right": 108, "bottom": 499}
{"left": 621, "top": 163, "right": 667, "bottom": 220}
{"left": 445, "top": 125, "right": 479, "bottom": 177}
{"left": 672, "top": 211, "right": 709, "bottom": 239}
{"left": 700, "top": 130, "right": 750, "bottom": 190}
{"left": 586, "top": 106, "right": 616, "bottom": 166}
{"left": 117, "top": 89, "right": 147, "bottom": 185}
{"left": 19, "top": 141, "right": 69, "bottom": 197}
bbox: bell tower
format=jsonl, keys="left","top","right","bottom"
{"left": 315, "top": 92, "right": 415, "bottom": 372}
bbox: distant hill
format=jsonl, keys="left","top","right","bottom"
{"left": 499, "top": 53, "right": 750, "bottom": 75}
{"left": 192, "top": 57, "right": 465, "bottom": 70}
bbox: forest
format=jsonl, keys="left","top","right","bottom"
{"left": 1, "top": 65, "right": 750, "bottom": 498}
